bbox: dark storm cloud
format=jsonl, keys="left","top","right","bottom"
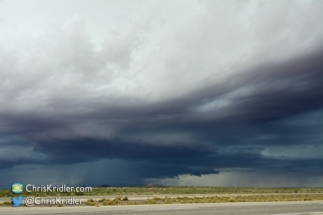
{"left": 32, "top": 138, "right": 216, "bottom": 164}
{"left": 0, "top": 48, "right": 322, "bottom": 180}
{"left": 1, "top": 0, "right": 323, "bottom": 186}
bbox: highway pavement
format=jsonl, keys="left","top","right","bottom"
{"left": 1, "top": 201, "right": 323, "bottom": 215}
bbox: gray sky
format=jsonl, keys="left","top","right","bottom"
{"left": 0, "top": 0, "right": 322, "bottom": 188}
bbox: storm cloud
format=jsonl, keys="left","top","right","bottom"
{"left": 0, "top": 0, "right": 322, "bottom": 187}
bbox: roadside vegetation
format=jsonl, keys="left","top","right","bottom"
{"left": 86, "top": 194, "right": 323, "bottom": 206}
{"left": 3, "top": 194, "right": 322, "bottom": 207}
{"left": 0, "top": 187, "right": 323, "bottom": 207}
{"left": 1, "top": 187, "right": 323, "bottom": 197}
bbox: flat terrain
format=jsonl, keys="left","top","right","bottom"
{"left": 1, "top": 187, "right": 322, "bottom": 197}
{"left": 2, "top": 187, "right": 322, "bottom": 207}
{"left": 1, "top": 201, "right": 323, "bottom": 215}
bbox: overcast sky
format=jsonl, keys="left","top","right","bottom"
{"left": 0, "top": 0, "right": 322, "bottom": 188}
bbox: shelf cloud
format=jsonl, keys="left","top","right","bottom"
{"left": 0, "top": 0, "right": 322, "bottom": 187}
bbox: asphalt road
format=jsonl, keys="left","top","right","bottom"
{"left": 1, "top": 201, "right": 323, "bottom": 215}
